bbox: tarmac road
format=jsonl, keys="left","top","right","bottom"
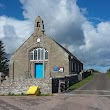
{"left": 0, "top": 73, "right": 110, "bottom": 110}
{"left": 69, "top": 73, "right": 110, "bottom": 95}
{"left": 80, "top": 73, "right": 110, "bottom": 90}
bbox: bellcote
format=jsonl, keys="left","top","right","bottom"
{"left": 34, "top": 16, "right": 44, "bottom": 37}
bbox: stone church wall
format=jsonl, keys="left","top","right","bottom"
{"left": 0, "top": 78, "right": 52, "bottom": 95}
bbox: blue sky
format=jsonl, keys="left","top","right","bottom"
{"left": 1, "top": 0, "right": 110, "bottom": 22}
{"left": 0, "top": 0, "right": 24, "bottom": 20}
{"left": 0, "top": 0, "right": 110, "bottom": 72}
{"left": 77, "top": 0, "right": 110, "bottom": 22}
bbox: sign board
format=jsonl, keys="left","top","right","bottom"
{"left": 53, "top": 66, "right": 64, "bottom": 73}
{"left": 53, "top": 66, "right": 58, "bottom": 72}
{"left": 59, "top": 67, "right": 64, "bottom": 73}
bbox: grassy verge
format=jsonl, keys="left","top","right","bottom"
{"left": 68, "top": 74, "right": 94, "bottom": 91}
{"left": 0, "top": 93, "right": 27, "bottom": 96}
{"left": 107, "top": 72, "right": 110, "bottom": 78}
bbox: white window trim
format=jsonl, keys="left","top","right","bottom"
{"left": 30, "top": 48, "right": 48, "bottom": 61}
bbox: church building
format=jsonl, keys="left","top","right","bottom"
{"left": 9, "top": 16, "right": 83, "bottom": 80}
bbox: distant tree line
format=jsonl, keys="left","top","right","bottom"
{"left": 107, "top": 69, "right": 110, "bottom": 73}
{"left": 87, "top": 69, "right": 100, "bottom": 73}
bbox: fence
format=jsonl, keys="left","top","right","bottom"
{"left": 52, "top": 70, "right": 92, "bottom": 93}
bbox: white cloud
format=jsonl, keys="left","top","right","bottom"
{"left": 0, "top": 0, "right": 110, "bottom": 72}
{"left": 80, "top": 21, "right": 110, "bottom": 51}
{"left": 19, "top": 0, "right": 86, "bottom": 45}
{"left": 0, "top": 16, "right": 33, "bottom": 53}
{"left": 79, "top": 21, "right": 110, "bottom": 71}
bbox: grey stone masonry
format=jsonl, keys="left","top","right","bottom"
{"left": 0, "top": 78, "right": 52, "bottom": 95}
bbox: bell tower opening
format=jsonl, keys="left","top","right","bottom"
{"left": 34, "top": 16, "right": 44, "bottom": 37}
{"left": 37, "top": 22, "right": 40, "bottom": 27}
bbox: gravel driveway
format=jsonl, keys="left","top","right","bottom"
{"left": 0, "top": 95, "right": 110, "bottom": 110}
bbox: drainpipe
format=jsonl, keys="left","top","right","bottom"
{"left": 41, "top": 29, "right": 45, "bottom": 78}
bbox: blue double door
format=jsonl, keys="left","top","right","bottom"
{"left": 35, "top": 63, "right": 43, "bottom": 78}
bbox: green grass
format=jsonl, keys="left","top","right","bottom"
{"left": 7, "top": 92, "right": 27, "bottom": 96}
{"left": 68, "top": 74, "right": 94, "bottom": 91}
{"left": 0, "top": 92, "right": 53, "bottom": 96}
{"left": 107, "top": 72, "right": 110, "bottom": 78}
{"left": 38, "top": 93, "right": 53, "bottom": 96}
{"left": 0, "top": 92, "right": 27, "bottom": 96}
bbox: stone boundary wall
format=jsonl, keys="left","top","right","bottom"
{"left": 52, "top": 71, "right": 92, "bottom": 93}
{"left": 0, "top": 78, "right": 52, "bottom": 95}
{"left": 52, "top": 74, "right": 79, "bottom": 93}
{"left": 81, "top": 70, "right": 92, "bottom": 79}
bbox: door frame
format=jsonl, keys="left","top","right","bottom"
{"left": 35, "top": 63, "right": 43, "bottom": 78}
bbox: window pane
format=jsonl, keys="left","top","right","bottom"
{"left": 34, "top": 49, "right": 37, "bottom": 60}
{"left": 38, "top": 48, "right": 40, "bottom": 60}
{"left": 78, "top": 65, "right": 79, "bottom": 72}
{"left": 30, "top": 52, "right": 33, "bottom": 60}
{"left": 74, "top": 63, "right": 76, "bottom": 71}
{"left": 72, "top": 62, "right": 73, "bottom": 71}
{"left": 41, "top": 49, "right": 43, "bottom": 60}
{"left": 45, "top": 50, "right": 48, "bottom": 59}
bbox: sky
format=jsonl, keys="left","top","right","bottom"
{"left": 0, "top": 0, "right": 110, "bottom": 72}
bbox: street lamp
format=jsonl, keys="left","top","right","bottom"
{"left": 41, "top": 29, "right": 45, "bottom": 78}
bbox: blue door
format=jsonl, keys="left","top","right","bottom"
{"left": 35, "top": 63, "right": 43, "bottom": 78}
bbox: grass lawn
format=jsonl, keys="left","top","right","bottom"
{"left": 107, "top": 72, "right": 110, "bottom": 78}
{"left": 68, "top": 74, "right": 94, "bottom": 91}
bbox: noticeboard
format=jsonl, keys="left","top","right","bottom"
{"left": 59, "top": 67, "right": 64, "bottom": 73}
{"left": 53, "top": 66, "right": 59, "bottom": 72}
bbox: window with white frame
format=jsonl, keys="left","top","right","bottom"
{"left": 30, "top": 48, "right": 48, "bottom": 61}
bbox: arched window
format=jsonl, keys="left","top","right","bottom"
{"left": 30, "top": 48, "right": 48, "bottom": 61}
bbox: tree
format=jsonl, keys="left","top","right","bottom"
{"left": 0, "top": 40, "right": 9, "bottom": 74}
{"left": 107, "top": 69, "right": 110, "bottom": 73}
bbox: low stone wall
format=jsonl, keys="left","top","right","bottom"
{"left": 81, "top": 71, "right": 92, "bottom": 79}
{"left": 0, "top": 78, "right": 52, "bottom": 95}
{"left": 52, "top": 71, "right": 92, "bottom": 93}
